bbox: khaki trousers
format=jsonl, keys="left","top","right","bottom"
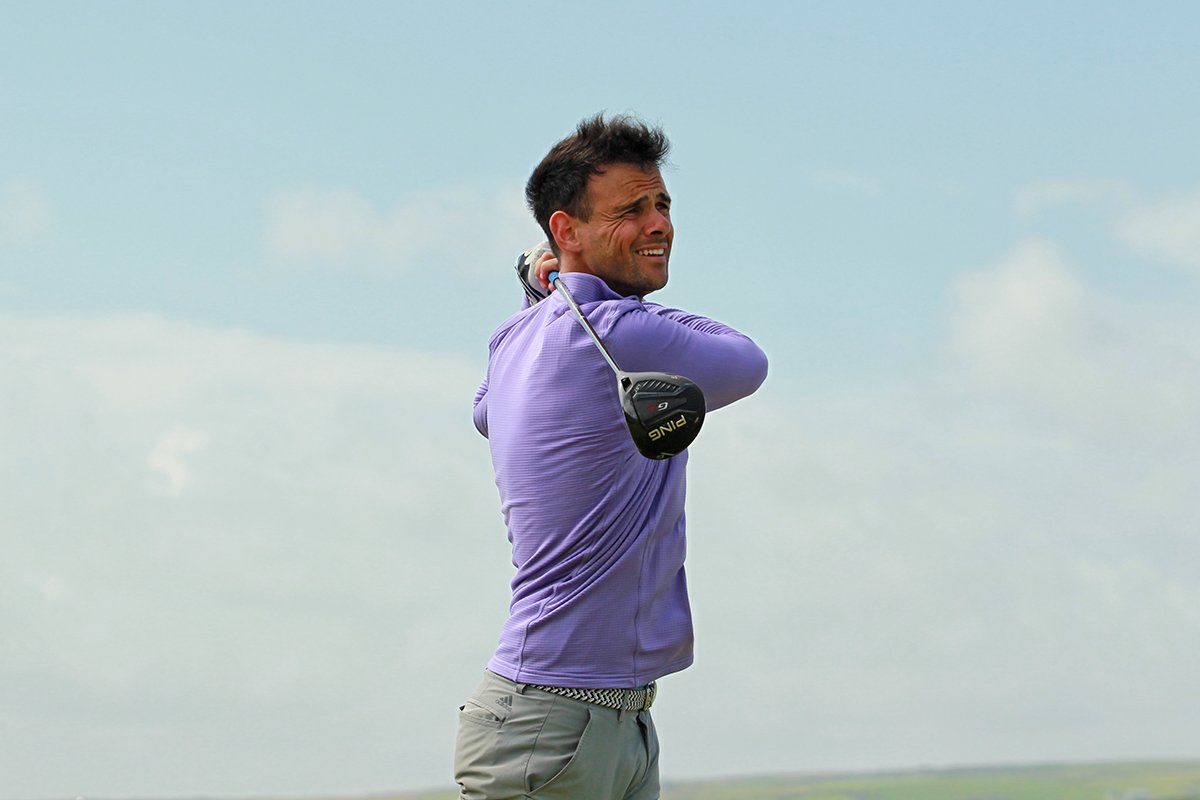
{"left": 454, "top": 670, "right": 660, "bottom": 800}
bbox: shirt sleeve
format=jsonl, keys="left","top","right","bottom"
{"left": 603, "top": 302, "right": 768, "bottom": 412}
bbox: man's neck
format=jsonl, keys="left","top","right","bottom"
{"left": 557, "top": 257, "right": 646, "bottom": 299}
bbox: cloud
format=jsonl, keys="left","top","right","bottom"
{"left": 1012, "top": 178, "right": 1134, "bottom": 217}
{"left": 949, "top": 239, "right": 1093, "bottom": 403}
{"left": 264, "top": 184, "right": 539, "bottom": 274}
{"left": 948, "top": 238, "right": 1200, "bottom": 443}
{"left": 147, "top": 425, "right": 212, "bottom": 496}
{"left": 0, "top": 312, "right": 509, "bottom": 797}
{"left": 1116, "top": 190, "right": 1200, "bottom": 272}
{"left": 1012, "top": 180, "right": 1200, "bottom": 275}
{"left": 0, "top": 180, "right": 54, "bottom": 245}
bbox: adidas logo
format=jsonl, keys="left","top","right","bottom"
{"left": 496, "top": 695, "right": 513, "bottom": 710}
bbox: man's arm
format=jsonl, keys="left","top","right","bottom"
{"left": 605, "top": 304, "right": 768, "bottom": 412}
{"left": 518, "top": 245, "right": 767, "bottom": 408}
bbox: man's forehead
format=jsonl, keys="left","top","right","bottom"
{"left": 590, "top": 163, "right": 669, "bottom": 198}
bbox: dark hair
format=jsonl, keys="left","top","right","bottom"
{"left": 525, "top": 113, "right": 670, "bottom": 252}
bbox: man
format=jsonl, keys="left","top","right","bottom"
{"left": 456, "top": 114, "right": 768, "bottom": 800}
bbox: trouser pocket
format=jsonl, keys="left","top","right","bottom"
{"left": 525, "top": 703, "right": 595, "bottom": 796}
{"left": 454, "top": 673, "right": 519, "bottom": 799}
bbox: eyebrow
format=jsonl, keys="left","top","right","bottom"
{"left": 618, "top": 191, "right": 671, "bottom": 214}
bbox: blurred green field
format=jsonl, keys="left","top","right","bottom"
{"left": 388, "top": 761, "right": 1200, "bottom": 800}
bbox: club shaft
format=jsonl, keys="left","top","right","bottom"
{"left": 551, "top": 274, "right": 624, "bottom": 376}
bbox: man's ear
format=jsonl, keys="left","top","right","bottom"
{"left": 548, "top": 210, "right": 581, "bottom": 254}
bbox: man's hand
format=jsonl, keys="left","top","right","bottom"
{"left": 515, "top": 242, "right": 559, "bottom": 305}
{"left": 533, "top": 250, "right": 558, "bottom": 292}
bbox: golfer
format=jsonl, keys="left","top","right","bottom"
{"left": 456, "top": 114, "right": 768, "bottom": 800}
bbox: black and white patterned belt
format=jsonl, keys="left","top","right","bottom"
{"left": 528, "top": 681, "right": 657, "bottom": 712}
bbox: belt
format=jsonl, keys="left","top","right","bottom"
{"left": 528, "top": 682, "right": 657, "bottom": 712}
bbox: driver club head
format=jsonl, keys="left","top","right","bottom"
{"left": 618, "top": 371, "right": 706, "bottom": 460}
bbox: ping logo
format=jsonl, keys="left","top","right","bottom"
{"left": 647, "top": 414, "right": 688, "bottom": 441}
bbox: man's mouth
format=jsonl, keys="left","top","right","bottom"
{"left": 636, "top": 247, "right": 667, "bottom": 257}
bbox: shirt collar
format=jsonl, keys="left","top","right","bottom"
{"left": 554, "top": 272, "right": 632, "bottom": 304}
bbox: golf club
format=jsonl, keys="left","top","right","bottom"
{"left": 548, "top": 269, "right": 706, "bottom": 460}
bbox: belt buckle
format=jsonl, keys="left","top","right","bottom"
{"left": 641, "top": 682, "right": 655, "bottom": 711}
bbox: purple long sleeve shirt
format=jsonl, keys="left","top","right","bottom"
{"left": 474, "top": 272, "right": 767, "bottom": 688}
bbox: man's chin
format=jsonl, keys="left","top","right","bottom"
{"left": 645, "top": 267, "right": 669, "bottom": 294}
{"left": 597, "top": 263, "right": 668, "bottom": 297}
{"left": 630, "top": 276, "right": 668, "bottom": 299}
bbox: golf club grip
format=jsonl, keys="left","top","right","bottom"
{"left": 549, "top": 272, "right": 624, "bottom": 375}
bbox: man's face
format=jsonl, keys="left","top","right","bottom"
{"left": 573, "top": 163, "right": 673, "bottom": 298}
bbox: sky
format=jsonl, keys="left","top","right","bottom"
{"left": 3, "top": 1, "right": 1200, "bottom": 797}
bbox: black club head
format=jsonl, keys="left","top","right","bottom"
{"left": 618, "top": 372, "right": 706, "bottom": 459}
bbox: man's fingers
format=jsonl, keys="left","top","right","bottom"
{"left": 535, "top": 252, "right": 559, "bottom": 290}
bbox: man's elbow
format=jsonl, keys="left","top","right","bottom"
{"left": 704, "top": 345, "right": 768, "bottom": 411}
{"left": 472, "top": 397, "right": 490, "bottom": 438}
{"left": 740, "top": 346, "right": 769, "bottom": 398}
{"left": 744, "top": 345, "right": 763, "bottom": 393}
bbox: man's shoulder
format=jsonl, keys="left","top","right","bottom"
{"left": 484, "top": 279, "right": 666, "bottom": 365}
{"left": 586, "top": 295, "right": 681, "bottom": 342}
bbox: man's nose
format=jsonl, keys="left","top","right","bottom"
{"left": 644, "top": 209, "right": 671, "bottom": 235}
